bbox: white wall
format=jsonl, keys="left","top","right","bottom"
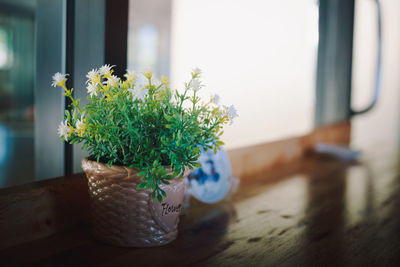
{"left": 170, "top": 0, "right": 318, "bottom": 149}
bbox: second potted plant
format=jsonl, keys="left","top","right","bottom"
{"left": 53, "top": 65, "right": 237, "bottom": 247}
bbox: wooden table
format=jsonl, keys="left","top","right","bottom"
{"left": 1, "top": 149, "right": 400, "bottom": 266}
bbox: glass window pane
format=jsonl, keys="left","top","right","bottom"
{"left": 128, "top": 0, "right": 319, "bottom": 149}
{"left": 0, "top": 0, "right": 36, "bottom": 187}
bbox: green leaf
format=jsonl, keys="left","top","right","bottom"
{"left": 157, "top": 193, "right": 163, "bottom": 203}
{"left": 56, "top": 68, "right": 236, "bottom": 203}
{"left": 193, "top": 162, "right": 202, "bottom": 168}
{"left": 136, "top": 182, "right": 147, "bottom": 190}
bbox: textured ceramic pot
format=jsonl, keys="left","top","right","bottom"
{"left": 81, "top": 158, "right": 189, "bottom": 247}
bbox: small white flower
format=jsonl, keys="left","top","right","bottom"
{"left": 86, "top": 69, "right": 98, "bottom": 84}
{"left": 222, "top": 105, "right": 239, "bottom": 125}
{"left": 104, "top": 75, "right": 120, "bottom": 87}
{"left": 152, "top": 77, "right": 161, "bottom": 87}
{"left": 228, "top": 105, "right": 238, "bottom": 117}
{"left": 190, "top": 79, "right": 203, "bottom": 92}
{"left": 143, "top": 69, "right": 153, "bottom": 80}
{"left": 76, "top": 118, "right": 84, "bottom": 131}
{"left": 57, "top": 120, "right": 71, "bottom": 140}
{"left": 124, "top": 69, "right": 136, "bottom": 82}
{"left": 135, "top": 88, "right": 149, "bottom": 101}
{"left": 75, "top": 117, "right": 85, "bottom": 136}
{"left": 192, "top": 67, "right": 202, "bottom": 76}
{"left": 87, "top": 83, "right": 98, "bottom": 97}
{"left": 98, "top": 64, "right": 115, "bottom": 75}
{"left": 52, "top": 72, "right": 68, "bottom": 87}
{"left": 129, "top": 88, "right": 148, "bottom": 101}
{"left": 211, "top": 94, "right": 220, "bottom": 104}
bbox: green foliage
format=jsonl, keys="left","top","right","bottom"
{"left": 56, "top": 66, "right": 235, "bottom": 202}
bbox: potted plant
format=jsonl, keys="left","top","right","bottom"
{"left": 52, "top": 65, "right": 238, "bottom": 247}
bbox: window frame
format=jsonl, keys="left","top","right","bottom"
{"left": 20, "top": 0, "right": 358, "bottom": 185}
{"left": 35, "top": 0, "right": 67, "bottom": 180}
{"left": 315, "top": 0, "right": 355, "bottom": 126}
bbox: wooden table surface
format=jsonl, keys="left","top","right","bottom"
{"left": 1, "top": 148, "right": 400, "bottom": 266}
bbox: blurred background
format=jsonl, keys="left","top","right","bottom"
{"left": 0, "top": 0, "right": 399, "bottom": 188}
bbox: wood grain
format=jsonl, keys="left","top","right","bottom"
{"left": 1, "top": 146, "right": 399, "bottom": 266}
{"left": 228, "top": 121, "right": 351, "bottom": 178}
{"left": 0, "top": 122, "right": 350, "bottom": 250}
{"left": 0, "top": 174, "right": 89, "bottom": 250}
